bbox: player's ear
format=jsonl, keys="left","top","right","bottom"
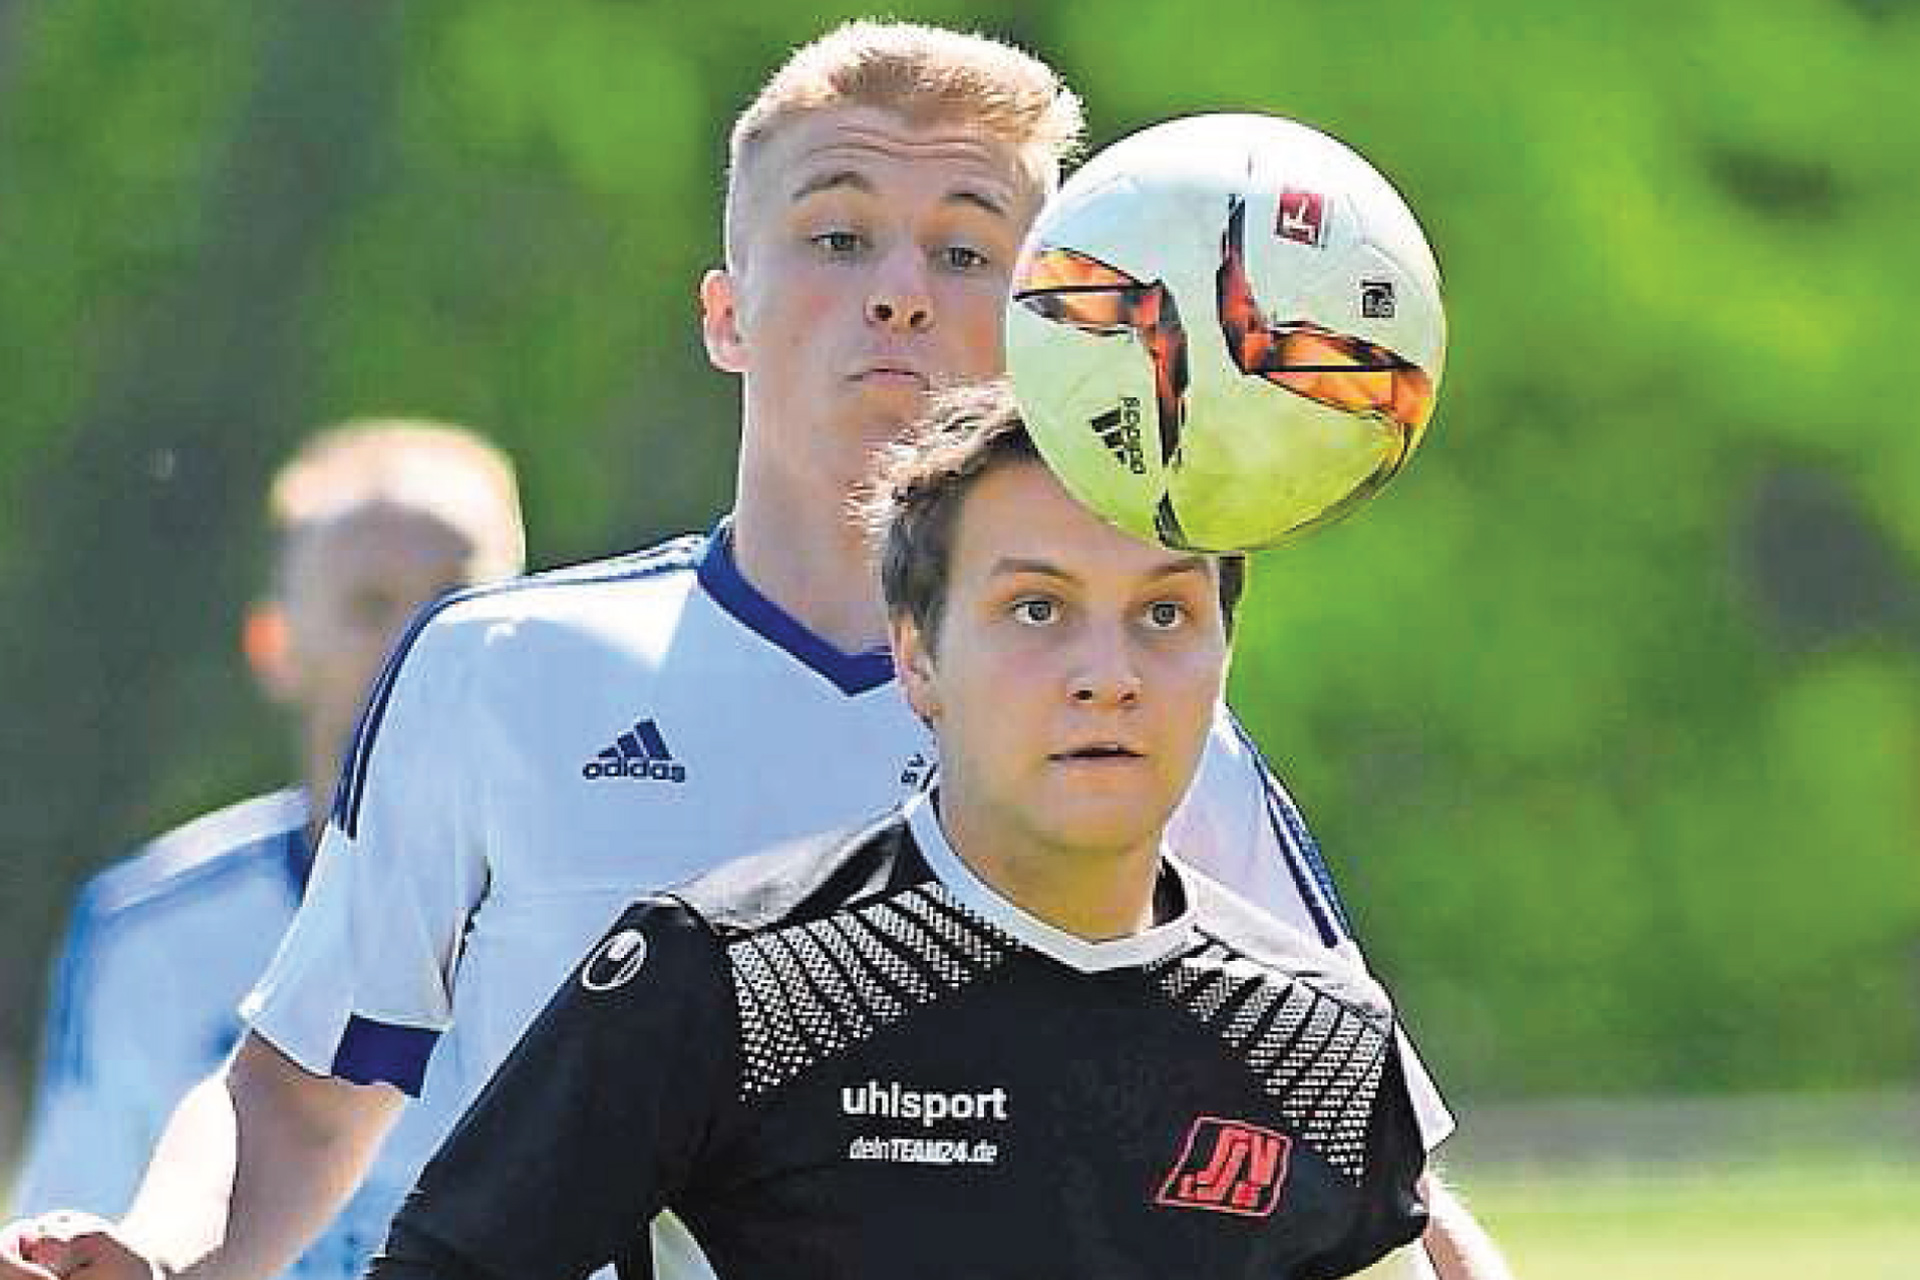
{"left": 700, "top": 268, "right": 748, "bottom": 374}
{"left": 243, "top": 600, "right": 299, "bottom": 704}
{"left": 890, "top": 614, "right": 941, "bottom": 722}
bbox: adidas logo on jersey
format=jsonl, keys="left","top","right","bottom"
{"left": 581, "top": 718, "right": 687, "bottom": 782}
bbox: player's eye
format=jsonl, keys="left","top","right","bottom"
{"left": 1011, "top": 596, "right": 1058, "bottom": 626}
{"left": 812, "top": 230, "right": 865, "bottom": 255}
{"left": 1143, "top": 600, "right": 1187, "bottom": 630}
{"left": 939, "top": 244, "right": 990, "bottom": 272}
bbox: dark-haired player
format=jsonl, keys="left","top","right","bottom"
{"left": 372, "top": 381, "right": 1429, "bottom": 1280}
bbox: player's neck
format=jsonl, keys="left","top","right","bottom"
{"left": 730, "top": 480, "right": 888, "bottom": 655}
{"left": 939, "top": 798, "right": 1165, "bottom": 942}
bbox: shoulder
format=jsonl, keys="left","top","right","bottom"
{"left": 1167, "top": 866, "right": 1411, "bottom": 1179}
{"left": 80, "top": 789, "right": 307, "bottom": 926}
{"left": 410, "top": 535, "right": 708, "bottom": 644}
{"left": 45, "top": 790, "right": 306, "bottom": 1076}
{"left": 340, "top": 536, "right": 707, "bottom": 704}
{"left": 473, "top": 535, "right": 705, "bottom": 612}
{"left": 364, "top": 535, "right": 716, "bottom": 701}
{"left": 571, "top": 809, "right": 917, "bottom": 990}
{"left": 329, "top": 536, "right": 710, "bottom": 831}
{"left": 666, "top": 809, "right": 921, "bottom": 937}
{"left": 1176, "top": 863, "right": 1392, "bottom": 1024}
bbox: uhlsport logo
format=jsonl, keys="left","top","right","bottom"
{"left": 1089, "top": 397, "right": 1147, "bottom": 475}
{"left": 842, "top": 1080, "right": 1008, "bottom": 1168}
{"left": 580, "top": 927, "right": 649, "bottom": 991}
{"left": 582, "top": 718, "right": 686, "bottom": 782}
{"left": 1155, "top": 1117, "right": 1291, "bottom": 1218}
{"left": 841, "top": 1079, "right": 1010, "bottom": 1128}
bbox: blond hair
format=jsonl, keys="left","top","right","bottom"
{"left": 725, "top": 20, "right": 1085, "bottom": 266}
{"left": 268, "top": 418, "right": 526, "bottom": 583}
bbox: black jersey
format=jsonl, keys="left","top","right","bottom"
{"left": 373, "top": 795, "right": 1428, "bottom": 1280}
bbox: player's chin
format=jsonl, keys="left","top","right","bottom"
{"left": 1044, "top": 752, "right": 1154, "bottom": 786}
{"left": 1037, "top": 779, "right": 1176, "bottom": 852}
{"left": 846, "top": 371, "right": 931, "bottom": 415}
{"left": 838, "top": 386, "right": 931, "bottom": 448}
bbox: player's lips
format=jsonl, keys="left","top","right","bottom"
{"left": 848, "top": 359, "right": 929, "bottom": 386}
{"left": 1047, "top": 742, "right": 1145, "bottom": 762}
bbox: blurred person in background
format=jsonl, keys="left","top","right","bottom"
{"left": 9, "top": 420, "right": 526, "bottom": 1280}
{"left": 0, "top": 21, "right": 1505, "bottom": 1280}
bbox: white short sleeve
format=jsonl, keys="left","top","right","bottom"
{"left": 243, "top": 605, "right": 485, "bottom": 1094}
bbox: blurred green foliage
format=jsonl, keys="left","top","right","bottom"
{"left": 2, "top": 0, "right": 1916, "bottom": 1124}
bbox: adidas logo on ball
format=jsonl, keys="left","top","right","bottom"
{"left": 1089, "top": 398, "right": 1147, "bottom": 476}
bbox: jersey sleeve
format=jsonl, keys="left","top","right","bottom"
{"left": 10, "top": 893, "right": 156, "bottom": 1216}
{"left": 370, "top": 900, "right": 737, "bottom": 1280}
{"left": 1300, "top": 1046, "right": 1431, "bottom": 1280}
{"left": 1174, "top": 707, "right": 1457, "bottom": 1148}
{"left": 241, "top": 603, "right": 485, "bottom": 1095}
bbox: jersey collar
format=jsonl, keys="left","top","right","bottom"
{"left": 904, "top": 790, "right": 1196, "bottom": 973}
{"left": 696, "top": 517, "right": 895, "bottom": 697}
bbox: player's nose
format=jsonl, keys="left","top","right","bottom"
{"left": 1068, "top": 626, "right": 1142, "bottom": 708}
{"left": 866, "top": 247, "right": 932, "bottom": 333}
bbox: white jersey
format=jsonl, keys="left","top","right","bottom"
{"left": 245, "top": 524, "right": 1450, "bottom": 1278}
{"left": 11, "top": 791, "right": 395, "bottom": 1280}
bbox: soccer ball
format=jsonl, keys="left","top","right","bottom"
{"left": 1006, "top": 113, "right": 1446, "bottom": 552}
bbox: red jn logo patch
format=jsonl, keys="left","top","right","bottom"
{"left": 1155, "top": 1117, "right": 1292, "bottom": 1218}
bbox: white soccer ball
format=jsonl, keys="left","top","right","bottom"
{"left": 1006, "top": 113, "right": 1446, "bottom": 552}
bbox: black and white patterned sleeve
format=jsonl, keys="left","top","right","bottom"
{"left": 369, "top": 898, "right": 737, "bottom": 1280}
{"left": 1298, "top": 1044, "right": 1431, "bottom": 1279}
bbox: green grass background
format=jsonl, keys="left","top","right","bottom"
{"left": 1471, "top": 1162, "right": 1920, "bottom": 1279}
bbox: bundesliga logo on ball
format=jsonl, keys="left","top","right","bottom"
{"left": 1007, "top": 113, "right": 1447, "bottom": 553}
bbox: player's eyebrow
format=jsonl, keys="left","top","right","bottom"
{"left": 1143, "top": 555, "right": 1213, "bottom": 583}
{"left": 945, "top": 186, "right": 1011, "bottom": 219}
{"left": 988, "top": 556, "right": 1077, "bottom": 584}
{"left": 791, "top": 169, "right": 874, "bottom": 203}
{"left": 988, "top": 555, "right": 1211, "bottom": 584}
{"left": 790, "top": 170, "right": 1011, "bottom": 220}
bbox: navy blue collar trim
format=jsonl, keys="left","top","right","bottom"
{"left": 697, "top": 518, "right": 895, "bottom": 697}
